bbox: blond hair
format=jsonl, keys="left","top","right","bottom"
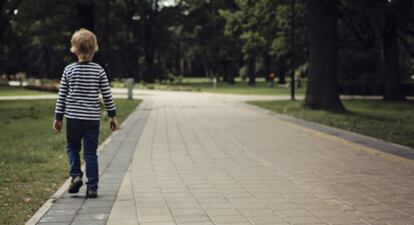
{"left": 70, "top": 28, "right": 99, "bottom": 60}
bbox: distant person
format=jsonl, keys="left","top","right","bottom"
{"left": 52, "top": 28, "right": 118, "bottom": 198}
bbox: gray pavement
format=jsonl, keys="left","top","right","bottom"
{"left": 32, "top": 90, "right": 414, "bottom": 225}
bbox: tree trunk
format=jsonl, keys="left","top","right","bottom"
{"left": 180, "top": 59, "right": 184, "bottom": 75}
{"left": 187, "top": 59, "right": 192, "bottom": 76}
{"left": 221, "top": 58, "right": 235, "bottom": 85}
{"left": 142, "top": 0, "right": 158, "bottom": 83}
{"left": 264, "top": 54, "right": 271, "bottom": 79}
{"left": 277, "top": 63, "right": 286, "bottom": 84}
{"left": 227, "top": 60, "right": 236, "bottom": 85}
{"left": 247, "top": 57, "right": 256, "bottom": 86}
{"left": 75, "top": 2, "right": 95, "bottom": 31}
{"left": 304, "top": 0, "right": 344, "bottom": 111}
{"left": 103, "top": 0, "right": 110, "bottom": 76}
{"left": 381, "top": 16, "right": 406, "bottom": 101}
{"left": 174, "top": 41, "right": 181, "bottom": 75}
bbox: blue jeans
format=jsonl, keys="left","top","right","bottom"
{"left": 66, "top": 118, "right": 100, "bottom": 190}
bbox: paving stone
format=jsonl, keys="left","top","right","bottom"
{"left": 284, "top": 216, "right": 324, "bottom": 224}
{"left": 107, "top": 219, "right": 139, "bottom": 225}
{"left": 270, "top": 202, "right": 304, "bottom": 210}
{"left": 39, "top": 215, "right": 74, "bottom": 223}
{"left": 174, "top": 214, "right": 211, "bottom": 223}
{"left": 50, "top": 202, "right": 83, "bottom": 210}
{"left": 204, "top": 208, "right": 241, "bottom": 216}
{"left": 209, "top": 215, "right": 249, "bottom": 224}
{"left": 139, "top": 215, "right": 176, "bottom": 223}
{"left": 170, "top": 207, "right": 205, "bottom": 216}
{"left": 140, "top": 223, "right": 176, "bottom": 225}
{"left": 378, "top": 218, "right": 414, "bottom": 225}
{"left": 366, "top": 210, "right": 411, "bottom": 220}
{"left": 73, "top": 213, "right": 108, "bottom": 221}
{"left": 77, "top": 206, "right": 113, "bottom": 214}
{"left": 71, "top": 219, "right": 106, "bottom": 225}
{"left": 246, "top": 215, "right": 286, "bottom": 224}
{"left": 276, "top": 209, "right": 314, "bottom": 218}
{"left": 322, "top": 216, "right": 365, "bottom": 225}
{"left": 44, "top": 209, "right": 78, "bottom": 216}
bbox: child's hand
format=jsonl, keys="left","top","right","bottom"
{"left": 53, "top": 120, "right": 63, "bottom": 133}
{"left": 109, "top": 117, "right": 118, "bottom": 131}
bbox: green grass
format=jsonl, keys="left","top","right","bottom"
{"left": 113, "top": 77, "right": 306, "bottom": 96}
{"left": 0, "top": 99, "right": 140, "bottom": 225}
{"left": 0, "top": 86, "right": 52, "bottom": 96}
{"left": 249, "top": 100, "right": 414, "bottom": 149}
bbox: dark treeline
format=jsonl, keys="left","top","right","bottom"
{"left": 1, "top": 0, "right": 414, "bottom": 105}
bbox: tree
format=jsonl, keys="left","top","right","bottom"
{"left": 379, "top": 0, "right": 411, "bottom": 100}
{"left": 340, "top": 0, "right": 413, "bottom": 100}
{"left": 182, "top": 0, "right": 240, "bottom": 83}
{"left": 381, "top": 5, "right": 405, "bottom": 100}
{"left": 221, "top": 0, "right": 307, "bottom": 86}
{"left": 141, "top": 0, "right": 159, "bottom": 83}
{"left": 0, "top": 0, "right": 23, "bottom": 38}
{"left": 1, "top": 0, "right": 78, "bottom": 76}
{"left": 221, "top": 0, "right": 266, "bottom": 85}
{"left": 305, "top": 0, "right": 344, "bottom": 111}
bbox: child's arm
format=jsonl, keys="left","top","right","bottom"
{"left": 53, "top": 70, "right": 69, "bottom": 133}
{"left": 99, "top": 68, "right": 118, "bottom": 130}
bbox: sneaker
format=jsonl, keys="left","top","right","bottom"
{"left": 86, "top": 188, "right": 98, "bottom": 198}
{"left": 68, "top": 176, "right": 83, "bottom": 194}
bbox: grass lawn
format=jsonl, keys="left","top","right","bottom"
{"left": 249, "top": 100, "right": 414, "bottom": 149}
{"left": 0, "top": 86, "right": 52, "bottom": 96}
{"left": 114, "top": 77, "right": 306, "bottom": 96}
{"left": 166, "top": 81, "right": 306, "bottom": 96}
{"left": 0, "top": 99, "right": 140, "bottom": 225}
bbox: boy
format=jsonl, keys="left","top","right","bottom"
{"left": 53, "top": 28, "right": 118, "bottom": 198}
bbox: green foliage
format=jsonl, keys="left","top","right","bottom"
{"left": 178, "top": 0, "right": 241, "bottom": 81}
{"left": 1, "top": 0, "right": 413, "bottom": 94}
{"left": 339, "top": 0, "right": 414, "bottom": 82}
{"left": 221, "top": 0, "right": 307, "bottom": 78}
{"left": 1, "top": 0, "right": 76, "bottom": 76}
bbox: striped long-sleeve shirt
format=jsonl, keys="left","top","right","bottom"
{"left": 55, "top": 61, "right": 116, "bottom": 121}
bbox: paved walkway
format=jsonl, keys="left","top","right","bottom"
{"left": 34, "top": 90, "right": 414, "bottom": 225}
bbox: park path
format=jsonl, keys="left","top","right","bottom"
{"left": 105, "top": 91, "right": 414, "bottom": 225}
{"left": 32, "top": 90, "right": 414, "bottom": 225}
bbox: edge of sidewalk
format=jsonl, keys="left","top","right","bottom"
{"left": 244, "top": 102, "right": 414, "bottom": 163}
{"left": 24, "top": 102, "right": 142, "bottom": 225}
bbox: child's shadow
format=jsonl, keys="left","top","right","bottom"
{"left": 69, "top": 195, "right": 86, "bottom": 199}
